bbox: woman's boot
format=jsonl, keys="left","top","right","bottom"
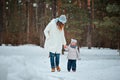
{"left": 56, "top": 66, "right": 61, "bottom": 72}
{"left": 51, "top": 68, "right": 55, "bottom": 72}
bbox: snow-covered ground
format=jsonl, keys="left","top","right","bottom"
{"left": 0, "top": 44, "right": 120, "bottom": 80}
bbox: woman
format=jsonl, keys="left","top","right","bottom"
{"left": 44, "top": 15, "right": 67, "bottom": 72}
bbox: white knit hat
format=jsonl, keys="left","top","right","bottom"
{"left": 71, "top": 39, "right": 77, "bottom": 43}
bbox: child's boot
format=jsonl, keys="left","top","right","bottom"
{"left": 72, "top": 70, "right": 76, "bottom": 72}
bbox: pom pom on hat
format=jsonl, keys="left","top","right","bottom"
{"left": 71, "top": 39, "right": 77, "bottom": 43}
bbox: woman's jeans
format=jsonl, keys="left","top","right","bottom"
{"left": 49, "top": 52, "right": 60, "bottom": 68}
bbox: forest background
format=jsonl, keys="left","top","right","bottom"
{"left": 0, "top": 0, "right": 120, "bottom": 49}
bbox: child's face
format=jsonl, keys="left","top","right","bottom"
{"left": 71, "top": 42, "right": 77, "bottom": 46}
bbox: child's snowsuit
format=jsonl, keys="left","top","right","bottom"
{"left": 66, "top": 46, "right": 80, "bottom": 71}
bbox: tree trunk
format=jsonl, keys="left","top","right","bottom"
{"left": 57, "top": 0, "right": 62, "bottom": 16}
{"left": 52, "top": 0, "right": 57, "bottom": 18}
{"left": 35, "top": 0, "right": 38, "bottom": 33}
{"left": 26, "top": 1, "right": 30, "bottom": 43}
{"left": 91, "top": 0, "right": 94, "bottom": 29}
{"left": 0, "top": 0, "right": 3, "bottom": 45}
{"left": 87, "top": 0, "right": 92, "bottom": 49}
{"left": 38, "top": 0, "right": 46, "bottom": 47}
{"left": 78, "top": 0, "right": 82, "bottom": 8}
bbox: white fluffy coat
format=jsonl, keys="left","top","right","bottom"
{"left": 44, "top": 19, "right": 66, "bottom": 53}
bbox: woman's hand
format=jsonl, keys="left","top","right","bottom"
{"left": 64, "top": 45, "right": 68, "bottom": 49}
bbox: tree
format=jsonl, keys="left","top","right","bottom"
{"left": 52, "top": 0, "right": 57, "bottom": 18}
{"left": 0, "top": 0, "right": 119, "bottom": 49}
{"left": 0, "top": 0, "right": 3, "bottom": 45}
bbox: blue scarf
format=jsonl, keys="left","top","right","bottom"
{"left": 70, "top": 45, "right": 77, "bottom": 48}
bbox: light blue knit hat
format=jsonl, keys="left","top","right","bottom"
{"left": 58, "top": 15, "right": 67, "bottom": 24}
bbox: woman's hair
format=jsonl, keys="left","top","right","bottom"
{"left": 57, "top": 21, "right": 64, "bottom": 31}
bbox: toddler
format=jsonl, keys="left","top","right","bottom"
{"left": 65, "top": 39, "right": 80, "bottom": 72}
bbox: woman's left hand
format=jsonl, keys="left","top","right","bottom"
{"left": 64, "top": 45, "right": 68, "bottom": 49}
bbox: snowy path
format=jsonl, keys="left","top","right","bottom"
{"left": 0, "top": 45, "right": 120, "bottom": 80}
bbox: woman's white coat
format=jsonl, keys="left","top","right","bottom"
{"left": 44, "top": 19, "right": 66, "bottom": 53}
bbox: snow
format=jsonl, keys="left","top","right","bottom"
{"left": 0, "top": 45, "right": 120, "bottom": 80}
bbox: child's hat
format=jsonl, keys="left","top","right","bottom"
{"left": 58, "top": 15, "right": 67, "bottom": 24}
{"left": 71, "top": 39, "right": 77, "bottom": 43}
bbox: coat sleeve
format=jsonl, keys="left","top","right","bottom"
{"left": 62, "top": 30, "right": 66, "bottom": 45}
{"left": 64, "top": 45, "right": 70, "bottom": 51}
{"left": 76, "top": 47, "right": 80, "bottom": 60}
{"left": 44, "top": 20, "right": 52, "bottom": 39}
